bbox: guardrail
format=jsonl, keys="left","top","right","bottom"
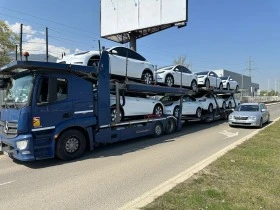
{"left": 241, "top": 96, "right": 280, "bottom": 103}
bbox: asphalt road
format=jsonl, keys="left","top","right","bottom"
{"left": 1, "top": 103, "right": 280, "bottom": 210}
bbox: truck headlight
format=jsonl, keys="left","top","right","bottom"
{"left": 16, "top": 140, "right": 28, "bottom": 150}
{"left": 249, "top": 116, "right": 256, "bottom": 120}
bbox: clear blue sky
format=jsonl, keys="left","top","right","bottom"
{"left": 1, "top": 0, "right": 280, "bottom": 90}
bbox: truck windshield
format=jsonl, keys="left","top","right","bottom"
{"left": 5, "top": 75, "right": 33, "bottom": 103}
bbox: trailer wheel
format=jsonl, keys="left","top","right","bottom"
{"left": 153, "top": 122, "right": 164, "bottom": 137}
{"left": 165, "top": 118, "right": 176, "bottom": 134}
{"left": 56, "top": 130, "right": 86, "bottom": 161}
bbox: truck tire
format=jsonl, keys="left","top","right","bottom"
{"left": 153, "top": 122, "right": 164, "bottom": 137}
{"left": 56, "top": 130, "right": 86, "bottom": 160}
{"left": 165, "top": 118, "right": 176, "bottom": 134}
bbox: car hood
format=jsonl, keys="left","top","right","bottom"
{"left": 231, "top": 111, "right": 261, "bottom": 117}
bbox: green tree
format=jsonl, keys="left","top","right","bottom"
{"left": 0, "top": 21, "right": 19, "bottom": 66}
{"left": 173, "top": 55, "right": 187, "bottom": 66}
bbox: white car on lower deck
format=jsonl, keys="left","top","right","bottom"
{"left": 217, "top": 95, "right": 241, "bottom": 108}
{"left": 161, "top": 95, "right": 203, "bottom": 118}
{"left": 194, "top": 93, "right": 225, "bottom": 112}
{"left": 156, "top": 65, "right": 198, "bottom": 91}
{"left": 196, "top": 71, "right": 223, "bottom": 89}
{"left": 110, "top": 93, "right": 164, "bottom": 122}
{"left": 57, "top": 46, "right": 155, "bottom": 85}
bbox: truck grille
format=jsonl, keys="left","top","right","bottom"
{"left": 0, "top": 121, "right": 18, "bottom": 137}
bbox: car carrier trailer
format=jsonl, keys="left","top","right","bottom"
{"left": 0, "top": 51, "right": 192, "bottom": 161}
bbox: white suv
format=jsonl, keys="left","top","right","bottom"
{"left": 57, "top": 46, "right": 155, "bottom": 85}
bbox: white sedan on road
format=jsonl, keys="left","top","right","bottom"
{"left": 110, "top": 93, "right": 164, "bottom": 122}
{"left": 220, "top": 76, "right": 239, "bottom": 91}
{"left": 156, "top": 65, "right": 198, "bottom": 91}
{"left": 57, "top": 46, "right": 155, "bottom": 85}
{"left": 161, "top": 95, "right": 203, "bottom": 118}
{"left": 196, "top": 71, "right": 223, "bottom": 89}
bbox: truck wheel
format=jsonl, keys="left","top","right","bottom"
{"left": 56, "top": 130, "right": 86, "bottom": 160}
{"left": 153, "top": 122, "right": 164, "bottom": 137}
{"left": 165, "top": 118, "right": 176, "bottom": 134}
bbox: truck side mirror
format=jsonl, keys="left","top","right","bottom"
{"left": 47, "top": 77, "right": 57, "bottom": 103}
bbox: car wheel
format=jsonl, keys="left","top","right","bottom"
{"left": 196, "top": 107, "right": 202, "bottom": 118}
{"left": 236, "top": 85, "right": 239, "bottom": 91}
{"left": 219, "top": 83, "right": 223, "bottom": 90}
{"left": 191, "top": 80, "right": 198, "bottom": 91}
{"left": 165, "top": 118, "right": 176, "bottom": 134}
{"left": 111, "top": 106, "right": 123, "bottom": 122}
{"left": 205, "top": 79, "right": 210, "bottom": 88}
{"left": 228, "top": 101, "right": 232, "bottom": 109}
{"left": 141, "top": 70, "right": 153, "bottom": 85}
{"left": 258, "top": 118, "right": 263, "bottom": 128}
{"left": 173, "top": 106, "right": 180, "bottom": 118}
{"left": 153, "top": 104, "right": 163, "bottom": 117}
{"left": 153, "top": 122, "right": 164, "bottom": 137}
{"left": 227, "top": 83, "right": 230, "bottom": 90}
{"left": 208, "top": 103, "right": 214, "bottom": 113}
{"left": 222, "top": 102, "right": 226, "bottom": 109}
{"left": 165, "top": 75, "right": 174, "bottom": 87}
{"left": 56, "top": 130, "right": 86, "bottom": 160}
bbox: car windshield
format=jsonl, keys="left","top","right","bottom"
{"left": 236, "top": 105, "right": 259, "bottom": 112}
{"left": 5, "top": 75, "right": 33, "bottom": 103}
{"left": 196, "top": 71, "right": 208, "bottom": 75}
{"left": 220, "top": 77, "right": 228, "bottom": 80}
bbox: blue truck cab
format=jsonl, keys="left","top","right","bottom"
{"left": 0, "top": 52, "right": 180, "bottom": 161}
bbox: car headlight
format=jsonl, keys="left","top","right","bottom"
{"left": 16, "top": 140, "right": 28, "bottom": 150}
{"left": 229, "top": 115, "right": 233, "bottom": 119}
{"left": 248, "top": 116, "right": 257, "bottom": 120}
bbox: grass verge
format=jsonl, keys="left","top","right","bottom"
{"left": 144, "top": 120, "right": 280, "bottom": 210}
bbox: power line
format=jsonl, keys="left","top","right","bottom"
{"left": 0, "top": 5, "right": 100, "bottom": 36}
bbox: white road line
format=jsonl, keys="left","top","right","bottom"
{"left": 119, "top": 116, "right": 280, "bottom": 210}
{"left": 0, "top": 181, "right": 15, "bottom": 186}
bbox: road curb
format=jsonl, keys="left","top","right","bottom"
{"left": 119, "top": 116, "right": 280, "bottom": 210}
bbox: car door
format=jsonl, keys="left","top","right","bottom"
{"left": 172, "top": 66, "right": 182, "bottom": 86}
{"left": 127, "top": 49, "right": 147, "bottom": 79}
{"left": 208, "top": 71, "right": 216, "bottom": 87}
{"left": 181, "top": 66, "right": 192, "bottom": 86}
{"left": 108, "top": 47, "right": 128, "bottom": 77}
{"left": 182, "top": 95, "right": 196, "bottom": 114}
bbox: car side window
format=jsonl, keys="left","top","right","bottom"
{"left": 129, "top": 49, "right": 146, "bottom": 61}
{"left": 181, "top": 66, "right": 192, "bottom": 74}
{"left": 212, "top": 72, "right": 218, "bottom": 77}
{"left": 111, "top": 47, "right": 127, "bottom": 57}
{"left": 209, "top": 71, "right": 214, "bottom": 76}
{"left": 37, "top": 77, "right": 68, "bottom": 104}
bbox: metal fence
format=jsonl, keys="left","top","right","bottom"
{"left": 241, "top": 96, "right": 280, "bottom": 103}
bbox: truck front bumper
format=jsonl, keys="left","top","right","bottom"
{"left": 0, "top": 134, "right": 35, "bottom": 161}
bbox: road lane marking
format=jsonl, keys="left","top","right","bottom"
{"left": 0, "top": 181, "right": 15, "bottom": 186}
{"left": 119, "top": 116, "right": 280, "bottom": 210}
{"left": 219, "top": 130, "right": 239, "bottom": 139}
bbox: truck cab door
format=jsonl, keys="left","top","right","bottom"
{"left": 31, "top": 75, "right": 72, "bottom": 136}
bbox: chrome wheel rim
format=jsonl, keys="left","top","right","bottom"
{"left": 155, "top": 106, "right": 163, "bottom": 116}
{"left": 144, "top": 73, "right": 152, "bottom": 84}
{"left": 197, "top": 108, "right": 202, "bottom": 118}
{"left": 192, "top": 81, "right": 197, "bottom": 91}
{"left": 65, "top": 137, "right": 79, "bottom": 153}
{"left": 174, "top": 107, "right": 179, "bottom": 118}
{"left": 166, "top": 76, "right": 173, "bottom": 86}
{"left": 111, "top": 109, "right": 122, "bottom": 122}
{"left": 155, "top": 125, "right": 162, "bottom": 135}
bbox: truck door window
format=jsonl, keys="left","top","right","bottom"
{"left": 37, "top": 77, "right": 68, "bottom": 104}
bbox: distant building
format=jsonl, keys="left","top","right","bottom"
{"left": 213, "top": 69, "right": 259, "bottom": 96}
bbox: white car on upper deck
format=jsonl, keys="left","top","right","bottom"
{"left": 220, "top": 76, "right": 239, "bottom": 91}
{"left": 57, "top": 46, "right": 155, "bottom": 85}
{"left": 156, "top": 65, "right": 198, "bottom": 91}
{"left": 196, "top": 71, "right": 223, "bottom": 89}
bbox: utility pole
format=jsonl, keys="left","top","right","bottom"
{"left": 247, "top": 56, "right": 254, "bottom": 78}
